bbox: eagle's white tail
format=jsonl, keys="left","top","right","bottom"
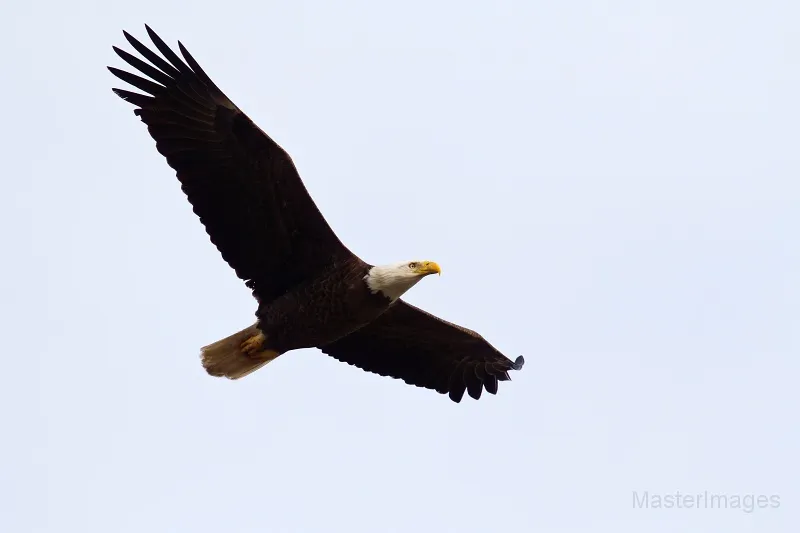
{"left": 200, "top": 323, "right": 280, "bottom": 380}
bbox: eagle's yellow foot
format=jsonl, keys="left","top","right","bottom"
{"left": 240, "top": 332, "right": 266, "bottom": 357}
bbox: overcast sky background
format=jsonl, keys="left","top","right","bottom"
{"left": 2, "top": 1, "right": 798, "bottom": 531}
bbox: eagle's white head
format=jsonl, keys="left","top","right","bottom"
{"left": 364, "top": 260, "right": 442, "bottom": 301}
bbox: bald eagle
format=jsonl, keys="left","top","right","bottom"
{"left": 108, "top": 25, "right": 524, "bottom": 402}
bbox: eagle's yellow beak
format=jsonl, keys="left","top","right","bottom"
{"left": 416, "top": 261, "right": 441, "bottom": 276}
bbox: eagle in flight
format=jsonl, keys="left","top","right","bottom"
{"left": 108, "top": 25, "right": 524, "bottom": 402}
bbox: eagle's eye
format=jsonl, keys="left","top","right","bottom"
{"left": 408, "top": 262, "right": 417, "bottom": 269}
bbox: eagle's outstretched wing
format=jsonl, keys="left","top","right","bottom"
{"left": 109, "top": 26, "right": 355, "bottom": 302}
{"left": 320, "top": 300, "right": 525, "bottom": 402}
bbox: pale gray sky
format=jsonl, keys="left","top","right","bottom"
{"left": 2, "top": 1, "right": 798, "bottom": 531}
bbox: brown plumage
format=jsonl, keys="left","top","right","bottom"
{"left": 109, "top": 25, "right": 524, "bottom": 402}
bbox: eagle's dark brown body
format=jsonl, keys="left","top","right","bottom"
{"left": 109, "top": 25, "right": 525, "bottom": 402}
{"left": 257, "top": 256, "right": 389, "bottom": 353}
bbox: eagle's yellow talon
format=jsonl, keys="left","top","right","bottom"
{"left": 240, "top": 332, "right": 266, "bottom": 356}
